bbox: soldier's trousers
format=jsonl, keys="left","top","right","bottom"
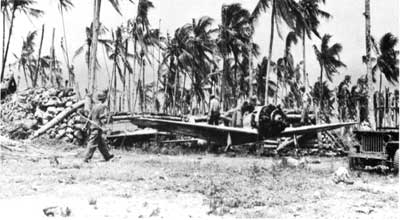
{"left": 84, "top": 129, "right": 111, "bottom": 161}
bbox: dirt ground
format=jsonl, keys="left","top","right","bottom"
{"left": 0, "top": 139, "right": 398, "bottom": 219}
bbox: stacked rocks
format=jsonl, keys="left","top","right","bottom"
{"left": 1, "top": 87, "right": 87, "bottom": 145}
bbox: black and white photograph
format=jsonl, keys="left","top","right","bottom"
{"left": 0, "top": 0, "right": 399, "bottom": 219}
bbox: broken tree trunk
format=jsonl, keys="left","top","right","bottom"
{"left": 31, "top": 100, "right": 85, "bottom": 139}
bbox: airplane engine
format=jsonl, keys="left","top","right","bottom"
{"left": 251, "top": 104, "right": 288, "bottom": 139}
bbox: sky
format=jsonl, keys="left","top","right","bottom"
{"left": 3, "top": 0, "right": 399, "bottom": 91}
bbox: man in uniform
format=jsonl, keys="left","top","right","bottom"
{"left": 208, "top": 95, "right": 220, "bottom": 125}
{"left": 300, "top": 86, "right": 312, "bottom": 124}
{"left": 1, "top": 73, "right": 17, "bottom": 100}
{"left": 337, "top": 75, "right": 351, "bottom": 121}
{"left": 83, "top": 90, "right": 114, "bottom": 162}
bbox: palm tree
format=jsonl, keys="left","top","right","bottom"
{"left": 251, "top": 0, "right": 303, "bottom": 105}
{"left": 105, "top": 27, "right": 134, "bottom": 111}
{"left": 73, "top": 23, "right": 108, "bottom": 87}
{"left": 17, "top": 30, "right": 37, "bottom": 88}
{"left": 311, "top": 80, "right": 335, "bottom": 121}
{"left": 372, "top": 33, "right": 399, "bottom": 87}
{"left": 218, "top": 3, "right": 252, "bottom": 110}
{"left": 1, "top": 0, "right": 43, "bottom": 81}
{"left": 188, "top": 16, "right": 217, "bottom": 113}
{"left": 160, "top": 25, "right": 193, "bottom": 114}
{"left": 128, "top": 0, "right": 155, "bottom": 112}
{"left": 313, "top": 34, "right": 346, "bottom": 111}
{"left": 255, "top": 56, "right": 278, "bottom": 102}
{"left": 88, "top": 0, "right": 134, "bottom": 94}
{"left": 276, "top": 31, "right": 298, "bottom": 100}
{"left": 297, "top": 0, "right": 330, "bottom": 88}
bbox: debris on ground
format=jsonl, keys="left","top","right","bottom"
{"left": 275, "top": 157, "right": 307, "bottom": 169}
{"left": 1, "top": 87, "right": 87, "bottom": 145}
{"left": 332, "top": 167, "right": 354, "bottom": 184}
{"left": 43, "top": 205, "right": 71, "bottom": 217}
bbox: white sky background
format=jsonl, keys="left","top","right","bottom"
{"left": 4, "top": 0, "right": 399, "bottom": 92}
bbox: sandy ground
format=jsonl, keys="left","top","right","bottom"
{"left": 0, "top": 140, "right": 398, "bottom": 219}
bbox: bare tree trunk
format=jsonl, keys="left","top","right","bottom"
{"left": 127, "top": 43, "right": 131, "bottom": 112}
{"left": 1, "top": 8, "right": 16, "bottom": 81}
{"left": 88, "top": 0, "right": 102, "bottom": 94}
{"left": 152, "top": 46, "right": 156, "bottom": 112}
{"left": 318, "top": 63, "right": 323, "bottom": 147}
{"left": 365, "top": 0, "right": 376, "bottom": 129}
{"left": 123, "top": 40, "right": 128, "bottom": 112}
{"left": 249, "top": 38, "right": 253, "bottom": 97}
{"left": 34, "top": 24, "right": 45, "bottom": 88}
{"left": 319, "top": 65, "right": 323, "bottom": 111}
{"left": 2, "top": 9, "right": 5, "bottom": 66}
{"left": 22, "top": 66, "right": 29, "bottom": 88}
{"left": 181, "top": 72, "right": 186, "bottom": 112}
{"left": 50, "top": 28, "right": 56, "bottom": 87}
{"left": 264, "top": 0, "right": 276, "bottom": 105}
{"left": 142, "top": 59, "right": 146, "bottom": 112}
{"left": 155, "top": 19, "right": 161, "bottom": 113}
{"left": 137, "top": 57, "right": 143, "bottom": 112}
{"left": 113, "top": 51, "right": 117, "bottom": 112}
{"left": 302, "top": 30, "right": 307, "bottom": 89}
{"left": 173, "top": 70, "right": 178, "bottom": 115}
{"left": 60, "top": 6, "right": 72, "bottom": 87}
{"left": 132, "top": 39, "right": 137, "bottom": 111}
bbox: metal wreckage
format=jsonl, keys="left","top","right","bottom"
{"left": 107, "top": 104, "right": 355, "bottom": 153}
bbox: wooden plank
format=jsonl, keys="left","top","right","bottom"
{"left": 161, "top": 139, "right": 198, "bottom": 144}
{"left": 348, "top": 152, "right": 387, "bottom": 160}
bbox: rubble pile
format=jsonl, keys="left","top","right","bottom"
{"left": 299, "top": 132, "right": 347, "bottom": 156}
{"left": 1, "top": 87, "right": 87, "bottom": 145}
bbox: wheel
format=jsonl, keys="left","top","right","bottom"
{"left": 394, "top": 149, "right": 399, "bottom": 174}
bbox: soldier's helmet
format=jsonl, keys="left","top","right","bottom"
{"left": 345, "top": 75, "right": 351, "bottom": 81}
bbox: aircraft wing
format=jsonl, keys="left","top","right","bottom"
{"left": 280, "top": 122, "right": 357, "bottom": 136}
{"left": 130, "top": 117, "right": 258, "bottom": 146}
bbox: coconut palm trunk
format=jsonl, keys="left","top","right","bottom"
{"left": 112, "top": 56, "right": 117, "bottom": 112}
{"left": 34, "top": 24, "right": 45, "bottom": 88}
{"left": 302, "top": 30, "right": 307, "bottom": 88}
{"left": 88, "top": 0, "right": 102, "bottom": 94}
{"left": 365, "top": 0, "right": 376, "bottom": 129}
{"left": 123, "top": 40, "right": 128, "bottom": 111}
{"left": 60, "top": 5, "right": 71, "bottom": 86}
{"left": 132, "top": 39, "right": 137, "bottom": 111}
{"left": 1, "top": 7, "right": 16, "bottom": 81}
{"left": 50, "top": 28, "right": 56, "bottom": 87}
{"left": 319, "top": 64, "right": 323, "bottom": 111}
{"left": 22, "top": 66, "right": 29, "bottom": 88}
{"left": 173, "top": 69, "right": 178, "bottom": 115}
{"left": 127, "top": 42, "right": 132, "bottom": 112}
{"left": 264, "top": 0, "right": 276, "bottom": 105}
{"left": 318, "top": 63, "right": 323, "bottom": 147}
{"left": 2, "top": 9, "right": 5, "bottom": 64}
{"left": 142, "top": 58, "right": 146, "bottom": 112}
{"left": 249, "top": 38, "right": 253, "bottom": 97}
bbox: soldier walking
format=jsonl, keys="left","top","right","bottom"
{"left": 83, "top": 90, "right": 114, "bottom": 162}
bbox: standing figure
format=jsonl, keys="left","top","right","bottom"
{"left": 337, "top": 75, "right": 351, "bottom": 121}
{"left": 1, "top": 73, "right": 17, "bottom": 99}
{"left": 208, "top": 95, "right": 220, "bottom": 125}
{"left": 300, "top": 86, "right": 312, "bottom": 124}
{"left": 84, "top": 90, "right": 114, "bottom": 162}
